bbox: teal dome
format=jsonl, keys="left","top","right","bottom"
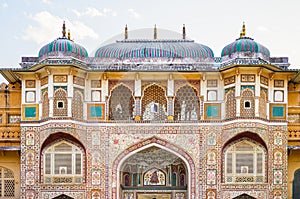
{"left": 221, "top": 37, "right": 270, "bottom": 58}
{"left": 38, "top": 37, "right": 88, "bottom": 58}
{"left": 95, "top": 39, "right": 214, "bottom": 60}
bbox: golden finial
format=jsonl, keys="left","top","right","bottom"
{"left": 240, "top": 31, "right": 243, "bottom": 38}
{"left": 241, "top": 22, "right": 246, "bottom": 37}
{"left": 68, "top": 29, "right": 71, "bottom": 40}
{"left": 125, "top": 24, "right": 128, "bottom": 39}
{"left": 182, "top": 24, "right": 186, "bottom": 39}
{"left": 62, "top": 21, "right": 66, "bottom": 37}
{"left": 154, "top": 24, "right": 157, "bottom": 39}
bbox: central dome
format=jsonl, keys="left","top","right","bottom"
{"left": 95, "top": 39, "right": 214, "bottom": 59}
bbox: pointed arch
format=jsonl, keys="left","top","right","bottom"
{"left": 112, "top": 136, "right": 195, "bottom": 199}
{"left": 174, "top": 84, "right": 200, "bottom": 121}
{"left": 108, "top": 84, "right": 134, "bottom": 120}
{"left": 40, "top": 132, "right": 86, "bottom": 184}
{"left": 142, "top": 84, "right": 168, "bottom": 121}
{"left": 222, "top": 132, "right": 267, "bottom": 184}
{"left": 293, "top": 169, "right": 300, "bottom": 198}
{"left": 0, "top": 166, "right": 15, "bottom": 198}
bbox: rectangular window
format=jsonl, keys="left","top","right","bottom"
{"left": 236, "top": 154, "right": 253, "bottom": 174}
{"left": 76, "top": 154, "right": 82, "bottom": 174}
{"left": 8, "top": 115, "right": 21, "bottom": 123}
{"left": 207, "top": 79, "right": 217, "bottom": 87}
{"left": 45, "top": 154, "right": 51, "bottom": 174}
{"left": 257, "top": 153, "right": 263, "bottom": 173}
{"left": 226, "top": 153, "right": 232, "bottom": 173}
{"left": 54, "top": 154, "right": 72, "bottom": 174}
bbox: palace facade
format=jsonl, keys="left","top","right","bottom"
{"left": 0, "top": 23, "right": 300, "bottom": 199}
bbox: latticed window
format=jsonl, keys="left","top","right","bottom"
{"left": 225, "top": 89, "right": 236, "bottom": 119}
{"left": 53, "top": 88, "right": 68, "bottom": 117}
{"left": 240, "top": 89, "right": 255, "bottom": 117}
{"left": 174, "top": 85, "right": 200, "bottom": 121}
{"left": 42, "top": 91, "right": 49, "bottom": 119}
{"left": 0, "top": 167, "right": 15, "bottom": 198}
{"left": 224, "top": 139, "right": 266, "bottom": 183}
{"left": 259, "top": 89, "right": 267, "bottom": 119}
{"left": 72, "top": 90, "right": 83, "bottom": 120}
{"left": 43, "top": 141, "right": 83, "bottom": 184}
{"left": 109, "top": 85, "right": 134, "bottom": 120}
{"left": 142, "top": 84, "right": 167, "bottom": 121}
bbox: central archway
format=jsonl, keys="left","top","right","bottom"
{"left": 112, "top": 137, "right": 195, "bottom": 199}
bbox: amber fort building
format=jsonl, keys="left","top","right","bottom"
{"left": 1, "top": 22, "right": 300, "bottom": 199}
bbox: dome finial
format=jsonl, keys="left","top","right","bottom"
{"left": 241, "top": 22, "right": 246, "bottom": 37}
{"left": 125, "top": 24, "right": 128, "bottom": 39}
{"left": 182, "top": 24, "right": 186, "bottom": 39}
{"left": 154, "top": 24, "right": 157, "bottom": 39}
{"left": 62, "top": 21, "right": 66, "bottom": 38}
{"left": 68, "top": 29, "right": 71, "bottom": 40}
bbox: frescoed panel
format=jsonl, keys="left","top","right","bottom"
{"left": 25, "top": 80, "right": 36, "bottom": 88}
{"left": 88, "top": 103, "right": 105, "bottom": 120}
{"left": 207, "top": 169, "right": 216, "bottom": 185}
{"left": 270, "top": 104, "right": 286, "bottom": 120}
{"left": 92, "top": 170, "right": 101, "bottom": 185}
{"left": 25, "top": 91, "right": 35, "bottom": 102}
{"left": 143, "top": 169, "right": 166, "bottom": 185}
{"left": 25, "top": 171, "right": 35, "bottom": 185}
{"left": 274, "top": 169, "right": 283, "bottom": 184}
{"left": 22, "top": 104, "right": 39, "bottom": 120}
{"left": 204, "top": 103, "right": 220, "bottom": 119}
{"left": 26, "top": 131, "right": 35, "bottom": 145}
{"left": 26, "top": 150, "right": 35, "bottom": 165}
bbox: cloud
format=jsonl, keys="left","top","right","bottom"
{"left": 128, "top": 8, "right": 140, "bottom": 19}
{"left": 1, "top": 2, "right": 8, "bottom": 8}
{"left": 71, "top": 7, "right": 117, "bottom": 17}
{"left": 22, "top": 11, "right": 99, "bottom": 45}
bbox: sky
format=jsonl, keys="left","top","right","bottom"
{"left": 0, "top": 0, "right": 300, "bottom": 82}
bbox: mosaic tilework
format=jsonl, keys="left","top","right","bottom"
{"left": 19, "top": 118, "right": 288, "bottom": 199}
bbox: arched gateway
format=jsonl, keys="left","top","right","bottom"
{"left": 112, "top": 137, "right": 196, "bottom": 199}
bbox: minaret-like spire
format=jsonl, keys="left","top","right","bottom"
{"left": 68, "top": 29, "right": 71, "bottom": 40}
{"left": 154, "top": 24, "right": 157, "bottom": 39}
{"left": 125, "top": 24, "right": 128, "bottom": 39}
{"left": 242, "top": 22, "right": 246, "bottom": 36}
{"left": 240, "top": 22, "right": 246, "bottom": 38}
{"left": 62, "top": 21, "right": 66, "bottom": 37}
{"left": 182, "top": 24, "right": 186, "bottom": 39}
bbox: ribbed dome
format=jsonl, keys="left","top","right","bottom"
{"left": 221, "top": 36, "right": 270, "bottom": 58}
{"left": 95, "top": 39, "right": 214, "bottom": 59}
{"left": 38, "top": 37, "right": 88, "bottom": 58}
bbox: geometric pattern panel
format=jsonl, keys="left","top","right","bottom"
{"left": 109, "top": 84, "right": 134, "bottom": 121}
{"left": 142, "top": 84, "right": 167, "bottom": 121}
{"left": 53, "top": 88, "right": 68, "bottom": 117}
{"left": 225, "top": 89, "right": 236, "bottom": 119}
{"left": 240, "top": 89, "right": 255, "bottom": 117}
{"left": 42, "top": 91, "right": 49, "bottom": 119}
{"left": 72, "top": 90, "right": 84, "bottom": 120}
{"left": 0, "top": 166, "right": 15, "bottom": 198}
{"left": 174, "top": 85, "right": 200, "bottom": 121}
{"left": 259, "top": 89, "right": 267, "bottom": 119}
